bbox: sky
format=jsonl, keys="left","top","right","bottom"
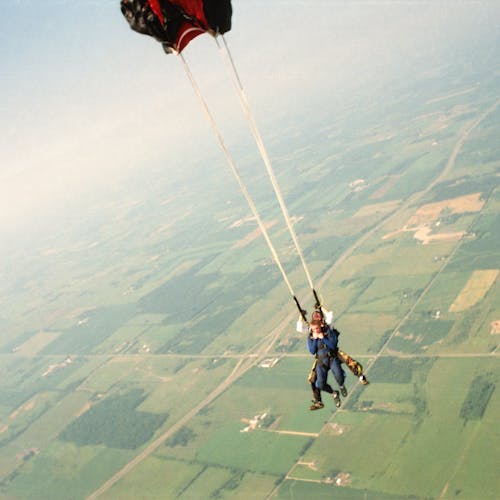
{"left": 1, "top": 1, "right": 499, "bottom": 239}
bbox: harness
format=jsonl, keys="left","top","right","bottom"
{"left": 314, "top": 336, "right": 338, "bottom": 368}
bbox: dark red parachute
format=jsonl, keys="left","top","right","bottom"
{"left": 121, "top": 0, "right": 232, "bottom": 53}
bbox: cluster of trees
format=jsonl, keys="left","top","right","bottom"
{"left": 41, "top": 304, "right": 137, "bottom": 355}
{"left": 368, "top": 357, "right": 426, "bottom": 384}
{"left": 165, "top": 426, "right": 196, "bottom": 447}
{"left": 60, "top": 389, "right": 167, "bottom": 449}
{"left": 426, "top": 174, "right": 497, "bottom": 204}
{"left": 460, "top": 374, "right": 495, "bottom": 422}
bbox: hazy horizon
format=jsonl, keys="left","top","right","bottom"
{"left": 2, "top": 1, "right": 499, "bottom": 238}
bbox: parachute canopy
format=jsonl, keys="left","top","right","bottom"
{"left": 121, "top": 0, "right": 232, "bottom": 53}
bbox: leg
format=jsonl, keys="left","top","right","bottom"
{"left": 315, "top": 364, "right": 333, "bottom": 394}
{"left": 309, "top": 382, "right": 324, "bottom": 410}
{"left": 337, "top": 349, "right": 369, "bottom": 384}
{"left": 330, "top": 357, "right": 347, "bottom": 399}
{"left": 308, "top": 360, "right": 324, "bottom": 410}
{"left": 337, "top": 349, "right": 362, "bottom": 376}
{"left": 311, "top": 382, "right": 322, "bottom": 402}
{"left": 325, "top": 358, "right": 344, "bottom": 407}
{"left": 329, "top": 357, "right": 345, "bottom": 387}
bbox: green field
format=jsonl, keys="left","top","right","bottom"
{"left": 1, "top": 13, "right": 499, "bottom": 500}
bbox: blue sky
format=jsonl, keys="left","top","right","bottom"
{"left": 1, "top": 1, "right": 499, "bottom": 236}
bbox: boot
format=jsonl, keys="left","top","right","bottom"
{"left": 332, "top": 390, "right": 341, "bottom": 408}
{"left": 310, "top": 400, "right": 324, "bottom": 411}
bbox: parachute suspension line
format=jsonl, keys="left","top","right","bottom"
{"left": 179, "top": 53, "right": 295, "bottom": 297}
{"left": 217, "top": 35, "right": 316, "bottom": 292}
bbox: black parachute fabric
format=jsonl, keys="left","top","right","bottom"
{"left": 120, "top": 0, "right": 232, "bottom": 53}
{"left": 178, "top": 0, "right": 232, "bottom": 33}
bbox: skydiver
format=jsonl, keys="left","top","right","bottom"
{"left": 298, "top": 309, "right": 370, "bottom": 388}
{"left": 307, "top": 319, "right": 346, "bottom": 410}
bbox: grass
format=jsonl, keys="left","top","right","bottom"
{"left": 448, "top": 394, "right": 500, "bottom": 499}
{"left": 196, "top": 422, "right": 310, "bottom": 475}
{"left": 334, "top": 312, "right": 399, "bottom": 354}
{"left": 215, "top": 472, "right": 281, "bottom": 500}
{"left": 413, "top": 270, "right": 473, "bottom": 315}
{"left": 97, "top": 455, "right": 204, "bottom": 499}
{"left": 39, "top": 304, "right": 139, "bottom": 356}
{"left": 389, "top": 317, "right": 454, "bottom": 353}
{"left": 283, "top": 357, "right": 500, "bottom": 498}
{"left": 4, "top": 442, "right": 135, "bottom": 500}
{"left": 78, "top": 356, "right": 144, "bottom": 393}
{"left": 276, "top": 480, "right": 408, "bottom": 499}
{"left": 351, "top": 274, "right": 431, "bottom": 315}
{"left": 1, "top": 54, "right": 499, "bottom": 500}
{"left": 177, "top": 465, "right": 236, "bottom": 498}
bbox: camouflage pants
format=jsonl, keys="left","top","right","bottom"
{"left": 337, "top": 349, "right": 363, "bottom": 377}
{"left": 307, "top": 359, "right": 322, "bottom": 403}
{"left": 307, "top": 359, "right": 317, "bottom": 384}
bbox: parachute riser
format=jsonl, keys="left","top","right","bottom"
{"left": 293, "top": 296, "right": 308, "bottom": 325}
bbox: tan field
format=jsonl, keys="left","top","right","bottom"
{"left": 449, "top": 269, "right": 499, "bottom": 312}
{"left": 407, "top": 192, "right": 484, "bottom": 227}
{"left": 413, "top": 226, "right": 466, "bottom": 245}
{"left": 231, "top": 220, "right": 277, "bottom": 249}
{"left": 370, "top": 176, "right": 402, "bottom": 200}
{"left": 74, "top": 402, "right": 92, "bottom": 418}
{"left": 13, "top": 331, "right": 61, "bottom": 356}
{"left": 490, "top": 320, "right": 500, "bottom": 335}
{"left": 353, "top": 200, "right": 401, "bottom": 218}
{"left": 382, "top": 192, "right": 485, "bottom": 244}
{"left": 9, "top": 400, "right": 36, "bottom": 420}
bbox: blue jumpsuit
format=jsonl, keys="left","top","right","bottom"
{"left": 307, "top": 326, "right": 345, "bottom": 393}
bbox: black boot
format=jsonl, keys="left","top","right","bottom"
{"left": 332, "top": 390, "right": 341, "bottom": 408}
{"left": 310, "top": 400, "right": 324, "bottom": 410}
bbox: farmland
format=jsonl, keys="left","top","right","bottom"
{"left": 1, "top": 23, "right": 500, "bottom": 500}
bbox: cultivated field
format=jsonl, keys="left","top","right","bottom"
{"left": 1, "top": 42, "right": 499, "bottom": 500}
{"left": 449, "top": 269, "right": 499, "bottom": 312}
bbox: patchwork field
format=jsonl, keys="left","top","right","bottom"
{"left": 1, "top": 33, "right": 499, "bottom": 500}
